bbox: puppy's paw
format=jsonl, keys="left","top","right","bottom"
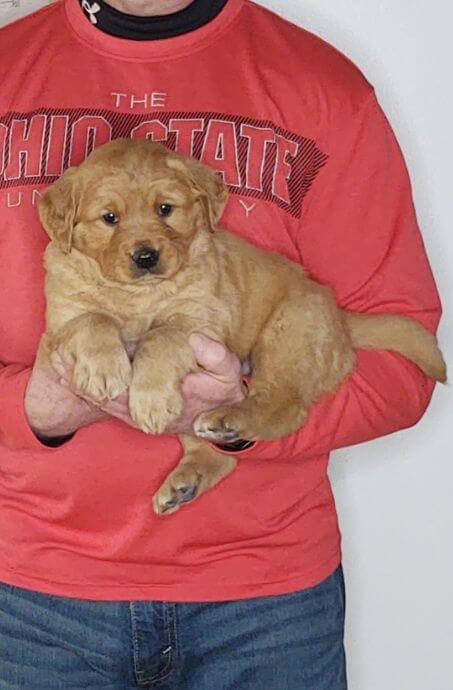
{"left": 54, "top": 345, "right": 132, "bottom": 402}
{"left": 195, "top": 399, "right": 307, "bottom": 442}
{"left": 153, "top": 463, "right": 203, "bottom": 516}
{"left": 129, "top": 383, "right": 184, "bottom": 434}
{"left": 194, "top": 406, "right": 247, "bottom": 443}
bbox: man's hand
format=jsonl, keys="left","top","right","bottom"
{"left": 24, "top": 362, "right": 107, "bottom": 438}
{"left": 167, "top": 333, "right": 246, "bottom": 435}
{"left": 49, "top": 333, "right": 246, "bottom": 436}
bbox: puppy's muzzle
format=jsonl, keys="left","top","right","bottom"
{"left": 132, "top": 247, "right": 160, "bottom": 271}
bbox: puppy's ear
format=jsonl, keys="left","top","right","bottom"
{"left": 38, "top": 167, "right": 80, "bottom": 253}
{"left": 169, "top": 157, "right": 228, "bottom": 232}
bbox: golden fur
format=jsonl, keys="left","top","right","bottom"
{"left": 37, "top": 139, "right": 446, "bottom": 515}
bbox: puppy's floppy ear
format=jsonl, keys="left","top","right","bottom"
{"left": 38, "top": 167, "right": 81, "bottom": 253}
{"left": 168, "top": 156, "right": 228, "bottom": 232}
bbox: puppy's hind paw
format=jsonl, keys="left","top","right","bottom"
{"left": 153, "top": 464, "right": 203, "bottom": 516}
{"left": 193, "top": 408, "right": 242, "bottom": 443}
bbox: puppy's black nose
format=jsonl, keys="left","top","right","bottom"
{"left": 132, "top": 247, "right": 160, "bottom": 270}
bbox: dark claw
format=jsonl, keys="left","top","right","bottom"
{"left": 160, "top": 497, "right": 179, "bottom": 512}
{"left": 160, "top": 475, "right": 202, "bottom": 513}
{"left": 179, "top": 485, "right": 198, "bottom": 503}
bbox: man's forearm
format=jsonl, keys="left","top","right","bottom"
{"left": 29, "top": 406, "right": 106, "bottom": 439}
{"left": 24, "top": 366, "right": 107, "bottom": 439}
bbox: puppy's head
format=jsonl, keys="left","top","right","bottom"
{"left": 39, "top": 139, "right": 228, "bottom": 283}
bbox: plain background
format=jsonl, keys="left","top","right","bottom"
{"left": 1, "top": 1, "right": 452, "bottom": 688}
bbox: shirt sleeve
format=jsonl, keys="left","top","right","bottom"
{"left": 0, "top": 363, "right": 51, "bottom": 451}
{"left": 219, "top": 90, "right": 442, "bottom": 461}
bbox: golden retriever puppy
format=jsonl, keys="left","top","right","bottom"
{"left": 36, "top": 139, "right": 446, "bottom": 515}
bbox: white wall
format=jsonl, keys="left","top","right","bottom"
{"left": 1, "top": 2, "right": 452, "bottom": 688}
{"left": 0, "top": 0, "right": 45, "bottom": 25}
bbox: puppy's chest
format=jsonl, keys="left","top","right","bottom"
{"left": 96, "top": 293, "right": 161, "bottom": 340}
{"left": 56, "top": 253, "right": 229, "bottom": 340}
{"left": 72, "top": 281, "right": 158, "bottom": 338}
{"left": 94, "top": 285, "right": 226, "bottom": 342}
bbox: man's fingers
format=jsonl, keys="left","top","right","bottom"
{"left": 189, "top": 333, "right": 239, "bottom": 377}
{"left": 189, "top": 333, "right": 227, "bottom": 371}
{"left": 181, "top": 371, "right": 224, "bottom": 401}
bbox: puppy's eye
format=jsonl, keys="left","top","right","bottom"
{"left": 157, "top": 203, "right": 173, "bottom": 217}
{"left": 102, "top": 212, "right": 119, "bottom": 225}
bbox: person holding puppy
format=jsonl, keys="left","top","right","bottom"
{"left": 0, "top": 1, "right": 442, "bottom": 688}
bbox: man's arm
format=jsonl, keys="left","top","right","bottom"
{"left": 0, "top": 358, "right": 109, "bottom": 451}
{"left": 216, "top": 90, "right": 442, "bottom": 461}
{"left": 1, "top": 325, "right": 247, "bottom": 450}
{"left": 24, "top": 364, "right": 107, "bottom": 437}
{"left": 0, "top": 334, "right": 246, "bottom": 450}
{"left": 49, "top": 333, "right": 247, "bottom": 437}
{"left": 0, "top": 363, "right": 49, "bottom": 450}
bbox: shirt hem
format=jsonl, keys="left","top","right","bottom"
{"left": 0, "top": 555, "right": 341, "bottom": 602}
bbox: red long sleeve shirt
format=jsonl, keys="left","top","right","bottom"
{"left": 0, "top": 0, "right": 441, "bottom": 600}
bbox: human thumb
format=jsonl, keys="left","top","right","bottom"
{"left": 189, "top": 333, "right": 232, "bottom": 376}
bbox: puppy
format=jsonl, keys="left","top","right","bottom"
{"left": 37, "top": 139, "right": 446, "bottom": 515}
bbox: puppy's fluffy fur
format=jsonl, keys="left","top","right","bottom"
{"left": 37, "top": 139, "right": 446, "bottom": 515}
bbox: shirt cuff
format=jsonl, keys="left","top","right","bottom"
{"left": 213, "top": 438, "right": 257, "bottom": 454}
{"left": 35, "top": 432, "right": 76, "bottom": 447}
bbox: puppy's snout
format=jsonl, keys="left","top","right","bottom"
{"left": 132, "top": 247, "right": 160, "bottom": 270}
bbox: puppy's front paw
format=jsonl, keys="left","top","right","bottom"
{"left": 129, "top": 382, "right": 184, "bottom": 434}
{"left": 54, "top": 344, "right": 132, "bottom": 402}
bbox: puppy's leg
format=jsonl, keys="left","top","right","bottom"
{"left": 153, "top": 435, "right": 237, "bottom": 516}
{"left": 51, "top": 313, "right": 131, "bottom": 401}
{"left": 194, "top": 381, "right": 307, "bottom": 442}
{"left": 195, "top": 292, "right": 355, "bottom": 442}
{"left": 129, "top": 325, "right": 197, "bottom": 434}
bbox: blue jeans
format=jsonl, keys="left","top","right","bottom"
{"left": 0, "top": 566, "right": 346, "bottom": 689}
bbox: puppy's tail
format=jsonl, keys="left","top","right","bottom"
{"left": 344, "top": 312, "right": 447, "bottom": 382}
